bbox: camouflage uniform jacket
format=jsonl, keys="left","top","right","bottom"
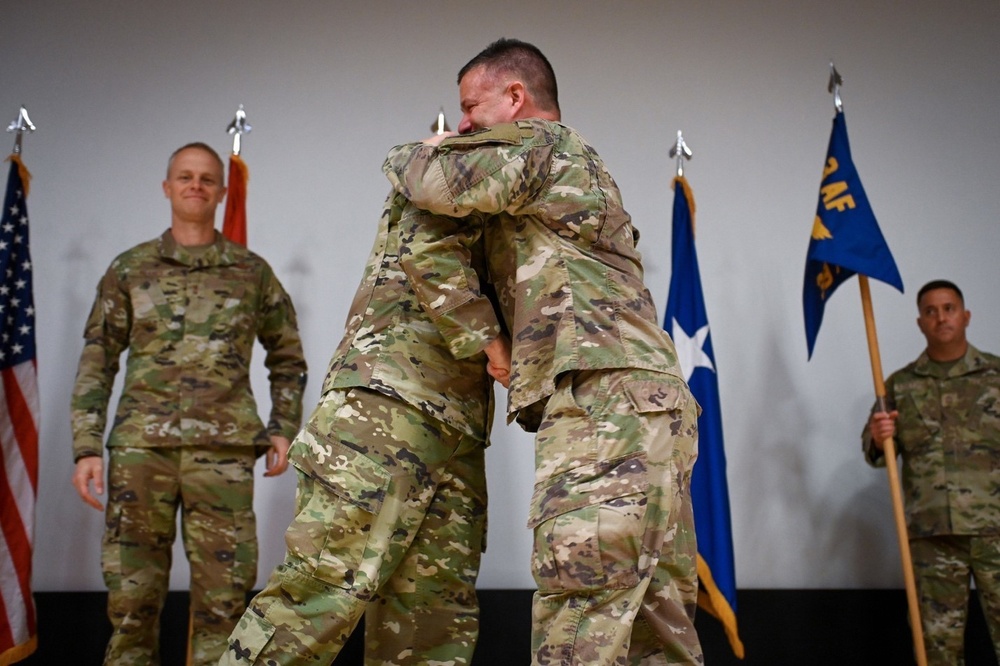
{"left": 71, "top": 229, "right": 307, "bottom": 462}
{"left": 321, "top": 191, "right": 494, "bottom": 442}
{"left": 383, "top": 119, "right": 682, "bottom": 429}
{"left": 863, "top": 344, "right": 1000, "bottom": 537}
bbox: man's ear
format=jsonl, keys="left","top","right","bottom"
{"left": 507, "top": 80, "right": 526, "bottom": 113}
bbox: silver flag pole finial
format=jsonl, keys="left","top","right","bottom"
{"left": 669, "top": 130, "right": 692, "bottom": 177}
{"left": 6, "top": 106, "right": 36, "bottom": 155}
{"left": 828, "top": 62, "right": 844, "bottom": 113}
{"left": 431, "top": 107, "right": 451, "bottom": 135}
{"left": 226, "top": 104, "right": 252, "bottom": 156}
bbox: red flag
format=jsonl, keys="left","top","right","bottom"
{"left": 0, "top": 154, "right": 39, "bottom": 665}
{"left": 222, "top": 154, "right": 248, "bottom": 245}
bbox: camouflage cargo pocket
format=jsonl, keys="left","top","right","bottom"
{"left": 233, "top": 510, "right": 258, "bottom": 592}
{"left": 284, "top": 422, "right": 390, "bottom": 596}
{"left": 100, "top": 499, "right": 125, "bottom": 589}
{"left": 528, "top": 453, "right": 648, "bottom": 592}
{"left": 223, "top": 608, "right": 276, "bottom": 664}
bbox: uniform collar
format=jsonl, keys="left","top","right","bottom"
{"left": 913, "top": 344, "right": 993, "bottom": 378}
{"left": 157, "top": 228, "right": 240, "bottom": 267}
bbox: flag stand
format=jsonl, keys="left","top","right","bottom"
{"left": 858, "top": 275, "right": 927, "bottom": 666}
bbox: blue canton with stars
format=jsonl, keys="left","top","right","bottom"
{"left": 0, "top": 159, "right": 36, "bottom": 371}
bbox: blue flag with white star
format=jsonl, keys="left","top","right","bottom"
{"left": 664, "top": 176, "right": 743, "bottom": 658}
{"left": 803, "top": 110, "right": 903, "bottom": 358}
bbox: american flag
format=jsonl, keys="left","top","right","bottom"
{"left": 0, "top": 155, "right": 39, "bottom": 664}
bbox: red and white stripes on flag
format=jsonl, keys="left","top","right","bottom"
{"left": 0, "top": 155, "right": 38, "bottom": 665}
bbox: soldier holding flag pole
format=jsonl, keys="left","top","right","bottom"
{"left": 863, "top": 280, "right": 1000, "bottom": 664}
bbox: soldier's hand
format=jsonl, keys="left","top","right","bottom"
{"left": 869, "top": 410, "right": 898, "bottom": 451}
{"left": 422, "top": 131, "right": 457, "bottom": 147}
{"left": 264, "top": 434, "right": 291, "bottom": 477}
{"left": 72, "top": 456, "right": 105, "bottom": 511}
{"left": 484, "top": 336, "right": 512, "bottom": 389}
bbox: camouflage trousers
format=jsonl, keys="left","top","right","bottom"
{"left": 528, "top": 369, "right": 703, "bottom": 666}
{"left": 221, "top": 387, "right": 488, "bottom": 665}
{"left": 910, "top": 534, "right": 1000, "bottom": 665}
{"left": 101, "top": 446, "right": 258, "bottom": 666}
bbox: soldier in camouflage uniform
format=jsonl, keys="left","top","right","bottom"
{"left": 220, "top": 191, "right": 506, "bottom": 665}
{"left": 384, "top": 38, "right": 703, "bottom": 666}
{"left": 864, "top": 280, "right": 1000, "bottom": 665}
{"left": 70, "top": 142, "right": 307, "bottom": 666}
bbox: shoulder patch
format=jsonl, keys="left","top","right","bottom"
{"left": 440, "top": 123, "right": 524, "bottom": 147}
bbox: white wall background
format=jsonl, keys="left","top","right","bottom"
{"left": 3, "top": 0, "right": 998, "bottom": 593}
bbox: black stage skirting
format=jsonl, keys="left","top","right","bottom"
{"left": 19, "top": 589, "right": 997, "bottom": 665}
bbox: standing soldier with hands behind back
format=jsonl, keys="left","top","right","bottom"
{"left": 864, "top": 279, "right": 1000, "bottom": 664}
{"left": 70, "top": 142, "right": 307, "bottom": 666}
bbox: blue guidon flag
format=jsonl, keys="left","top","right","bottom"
{"left": 803, "top": 110, "right": 903, "bottom": 358}
{"left": 664, "top": 175, "right": 743, "bottom": 658}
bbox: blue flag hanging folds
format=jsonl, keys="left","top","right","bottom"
{"left": 664, "top": 176, "right": 743, "bottom": 658}
{"left": 803, "top": 110, "right": 903, "bottom": 358}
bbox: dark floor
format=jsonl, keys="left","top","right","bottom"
{"left": 18, "top": 589, "right": 998, "bottom": 665}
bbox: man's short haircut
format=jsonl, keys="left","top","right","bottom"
{"left": 166, "top": 142, "right": 225, "bottom": 179}
{"left": 917, "top": 279, "right": 964, "bottom": 306}
{"left": 458, "top": 37, "right": 560, "bottom": 115}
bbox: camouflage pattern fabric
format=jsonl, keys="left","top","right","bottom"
{"left": 863, "top": 345, "right": 1000, "bottom": 538}
{"left": 71, "top": 229, "right": 307, "bottom": 462}
{"left": 221, "top": 387, "right": 488, "bottom": 665}
{"left": 528, "top": 370, "right": 702, "bottom": 665}
{"left": 396, "top": 200, "right": 504, "bottom": 360}
{"left": 222, "top": 193, "right": 494, "bottom": 664}
{"left": 383, "top": 119, "right": 701, "bottom": 663}
{"left": 102, "top": 446, "right": 257, "bottom": 666}
{"left": 384, "top": 119, "right": 684, "bottom": 430}
{"left": 863, "top": 344, "right": 1000, "bottom": 661}
{"left": 323, "top": 192, "right": 496, "bottom": 442}
{"left": 909, "top": 535, "right": 1000, "bottom": 665}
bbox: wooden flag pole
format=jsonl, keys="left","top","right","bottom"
{"left": 858, "top": 275, "right": 927, "bottom": 666}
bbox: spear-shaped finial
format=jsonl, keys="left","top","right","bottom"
{"left": 226, "top": 104, "right": 252, "bottom": 156}
{"left": 431, "top": 107, "right": 451, "bottom": 135}
{"left": 6, "top": 106, "right": 36, "bottom": 155}
{"left": 669, "top": 130, "right": 692, "bottom": 177}
{"left": 828, "top": 62, "right": 844, "bottom": 113}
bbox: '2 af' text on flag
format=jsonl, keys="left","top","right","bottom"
{"left": 803, "top": 110, "right": 903, "bottom": 358}
{"left": 664, "top": 175, "right": 743, "bottom": 658}
{"left": 0, "top": 154, "right": 39, "bottom": 665}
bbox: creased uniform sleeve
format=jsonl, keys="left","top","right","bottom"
{"left": 70, "top": 264, "right": 132, "bottom": 462}
{"left": 383, "top": 122, "right": 549, "bottom": 219}
{"left": 256, "top": 265, "right": 307, "bottom": 440}
{"left": 398, "top": 202, "right": 502, "bottom": 359}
